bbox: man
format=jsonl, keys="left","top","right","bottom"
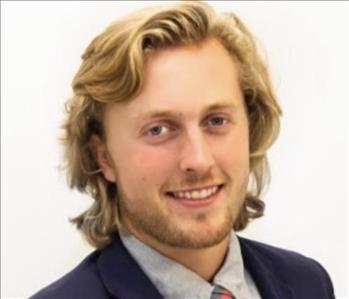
{"left": 31, "top": 1, "right": 335, "bottom": 298}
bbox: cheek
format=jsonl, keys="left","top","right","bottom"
{"left": 115, "top": 144, "right": 178, "bottom": 193}
{"left": 214, "top": 134, "right": 250, "bottom": 176}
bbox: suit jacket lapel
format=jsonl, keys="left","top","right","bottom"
{"left": 97, "top": 233, "right": 295, "bottom": 299}
{"left": 238, "top": 237, "right": 295, "bottom": 299}
{"left": 97, "top": 233, "right": 164, "bottom": 299}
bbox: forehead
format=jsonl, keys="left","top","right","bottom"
{"left": 105, "top": 38, "right": 244, "bottom": 122}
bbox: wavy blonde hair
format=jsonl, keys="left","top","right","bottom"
{"left": 62, "top": 1, "right": 281, "bottom": 249}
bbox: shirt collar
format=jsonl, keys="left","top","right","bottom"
{"left": 119, "top": 229, "right": 254, "bottom": 299}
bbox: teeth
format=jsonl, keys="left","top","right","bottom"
{"left": 191, "top": 191, "right": 199, "bottom": 199}
{"left": 171, "top": 186, "right": 220, "bottom": 200}
{"left": 199, "top": 189, "right": 207, "bottom": 198}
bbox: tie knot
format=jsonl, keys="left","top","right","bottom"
{"left": 211, "top": 285, "right": 235, "bottom": 299}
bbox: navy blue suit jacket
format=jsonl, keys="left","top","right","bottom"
{"left": 30, "top": 234, "right": 335, "bottom": 299}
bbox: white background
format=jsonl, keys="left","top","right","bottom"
{"left": 1, "top": 1, "right": 348, "bottom": 298}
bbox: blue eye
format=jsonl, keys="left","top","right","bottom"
{"left": 148, "top": 125, "right": 168, "bottom": 136}
{"left": 208, "top": 117, "right": 227, "bottom": 126}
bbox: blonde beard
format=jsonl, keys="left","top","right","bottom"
{"left": 118, "top": 183, "right": 246, "bottom": 249}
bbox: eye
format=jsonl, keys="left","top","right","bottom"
{"left": 147, "top": 125, "right": 169, "bottom": 136}
{"left": 208, "top": 116, "right": 228, "bottom": 127}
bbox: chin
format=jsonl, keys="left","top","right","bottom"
{"left": 163, "top": 214, "right": 233, "bottom": 249}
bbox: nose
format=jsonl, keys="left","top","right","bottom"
{"left": 179, "top": 129, "right": 215, "bottom": 176}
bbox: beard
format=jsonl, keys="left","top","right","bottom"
{"left": 117, "top": 177, "right": 247, "bottom": 250}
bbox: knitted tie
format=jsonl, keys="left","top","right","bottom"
{"left": 211, "top": 285, "right": 235, "bottom": 299}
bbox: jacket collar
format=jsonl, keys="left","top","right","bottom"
{"left": 238, "top": 236, "right": 295, "bottom": 299}
{"left": 98, "top": 233, "right": 164, "bottom": 299}
{"left": 97, "top": 233, "right": 295, "bottom": 299}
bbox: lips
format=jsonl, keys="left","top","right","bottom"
{"left": 166, "top": 184, "right": 224, "bottom": 201}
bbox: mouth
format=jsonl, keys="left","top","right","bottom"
{"left": 165, "top": 184, "right": 225, "bottom": 207}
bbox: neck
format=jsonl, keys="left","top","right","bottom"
{"left": 155, "top": 237, "right": 230, "bottom": 281}
{"left": 123, "top": 225, "right": 230, "bottom": 281}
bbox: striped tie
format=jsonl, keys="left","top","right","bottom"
{"left": 211, "top": 285, "right": 235, "bottom": 299}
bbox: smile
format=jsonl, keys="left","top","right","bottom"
{"left": 167, "top": 184, "right": 224, "bottom": 200}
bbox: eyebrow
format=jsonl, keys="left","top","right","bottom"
{"left": 137, "top": 101, "right": 237, "bottom": 121}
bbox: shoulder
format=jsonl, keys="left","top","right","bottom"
{"left": 238, "top": 236, "right": 335, "bottom": 297}
{"left": 29, "top": 233, "right": 162, "bottom": 299}
{"left": 239, "top": 236, "right": 326, "bottom": 272}
{"left": 29, "top": 250, "right": 110, "bottom": 299}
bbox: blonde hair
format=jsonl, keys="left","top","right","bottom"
{"left": 62, "top": 1, "right": 282, "bottom": 249}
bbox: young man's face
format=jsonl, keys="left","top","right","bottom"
{"left": 95, "top": 38, "right": 250, "bottom": 249}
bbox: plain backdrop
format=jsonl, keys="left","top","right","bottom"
{"left": 1, "top": 1, "right": 348, "bottom": 298}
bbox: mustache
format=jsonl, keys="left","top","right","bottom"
{"left": 165, "top": 170, "right": 228, "bottom": 191}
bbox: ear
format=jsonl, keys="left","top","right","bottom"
{"left": 89, "top": 134, "right": 116, "bottom": 183}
